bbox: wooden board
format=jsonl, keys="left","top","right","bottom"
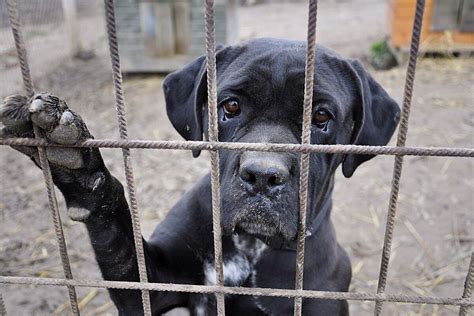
{"left": 460, "top": 0, "right": 474, "bottom": 32}
{"left": 116, "top": 0, "right": 235, "bottom": 72}
{"left": 388, "top": 0, "right": 474, "bottom": 51}
{"left": 431, "top": 0, "right": 462, "bottom": 31}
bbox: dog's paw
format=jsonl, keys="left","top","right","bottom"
{"left": 0, "top": 93, "right": 92, "bottom": 169}
{"left": 0, "top": 95, "right": 33, "bottom": 136}
{"left": 1, "top": 93, "right": 110, "bottom": 222}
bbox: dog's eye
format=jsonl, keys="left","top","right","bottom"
{"left": 222, "top": 99, "right": 241, "bottom": 119}
{"left": 313, "top": 109, "right": 331, "bottom": 128}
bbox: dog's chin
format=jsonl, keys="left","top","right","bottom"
{"left": 235, "top": 218, "right": 279, "bottom": 238}
{"left": 221, "top": 192, "right": 299, "bottom": 242}
{"left": 231, "top": 209, "right": 298, "bottom": 243}
{"left": 234, "top": 219, "right": 298, "bottom": 246}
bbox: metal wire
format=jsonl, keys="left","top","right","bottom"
{"left": 460, "top": 253, "right": 474, "bottom": 316}
{"left": 103, "top": 0, "right": 151, "bottom": 314}
{"left": 2, "top": 138, "right": 473, "bottom": 157}
{"left": 374, "top": 1, "right": 425, "bottom": 315}
{"left": 0, "top": 292, "right": 5, "bottom": 316}
{"left": 5, "top": 0, "right": 80, "bottom": 314}
{"left": 204, "top": 0, "right": 226, "bottom": 314}
{"left": 0, "top": 276, "right": 472, "bottom": 307}
{"left": 294, "top": 0, "right": 318, "bottom": 314}
{"left": 5, "top": 0, "right": 34, "bottom": 96}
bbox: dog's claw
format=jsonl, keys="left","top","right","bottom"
{"left": 0, "top": 95, "right": 31, "bottom": 133}
{"left": 60, "top": 111, "right": 74, "bottom": 125}
{"left": 28, "top": 94, "right": 63, "bottom": 130}
{"left": 29, "top": 99, "right": 45, "bottom": 113}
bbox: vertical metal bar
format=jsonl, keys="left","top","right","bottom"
{"left": 5, "top": 0, "right": 34, "bottom": 96}
{"left": 102, "top": 1, "right": 152, "bottom": 315}
{"left": 204, "top": 0, "right": 225, "bottom": 314}
{"left": 294, "top": 1, "right": 318, "bottom": 315}
{"left": 34, "top": 129, "right": 81, "bottom": 316}
{"left": 5, "top": 1, "right": 80, "bottom": 315}
{"left": 0, "top": 292, "right": 5, "bottom": 316}
{"left": 459, "top": 253, "right": 473, "bottom": 316}
{"left": 374, "top": 1, "right": 425, "bottom": 315}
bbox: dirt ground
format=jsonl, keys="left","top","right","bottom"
{"left": 1, "top": 0, "right": 473, "bottom": 315}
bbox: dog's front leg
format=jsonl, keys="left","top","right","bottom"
{"left": 0, "top": 94, "right": 185, "bottom": 314}
{"left": 81, "top": 174, "right": 180, "bottom": 315}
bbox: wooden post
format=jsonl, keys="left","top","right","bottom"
{"left": 226, "top": 0, "right": 239, "bottom": 45}
{"left": 61, "top": 0, "right": 84, "bottom": 57}
{"left": 140, "top": 1, "right": 157, "bottom": 57}
{"left": 154, "top": 0, "right": 175, "bottom": 57}
{"left": 140, "top": 0, "right": 175, "bottom": 57}
{"left": 173, "top": 0, "right": 190, "bottom": 54}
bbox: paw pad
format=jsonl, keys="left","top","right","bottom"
{"left": 67, "top": 207, "right": 91, "bottom": 222}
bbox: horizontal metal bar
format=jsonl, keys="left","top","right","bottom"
{"left": 0, "top": 138, "right": 473, "bottom": 157}
{"left": 0, "top": 276, "right": 472, "bottom": 306}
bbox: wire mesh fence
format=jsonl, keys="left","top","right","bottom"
{"left": 0, "top": 0, "right": 103, "bottom": 98}
{"left": 0, "top": 0, "right": 473, "bottom": 315}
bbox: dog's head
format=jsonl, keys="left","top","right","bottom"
{"left": 163, "top": 38, "right": 400, "bottom": 242}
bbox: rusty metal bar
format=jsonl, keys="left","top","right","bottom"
{"left": 102, "top": 0, "right": 152, "bottom": 314}
{"left": 0, "top": 276, "right": 473, "bottom": 307}
{"left": 5, "top": 0, "right": 34, "bottom": 96}
{"left": 204, "top": 0, "right": 226, "bottom": 314}
{"left": 0, "top": 138, "right": 473, "bottom": 157}
{"left": 374, "top": 1, "right": 426, "bottom": 315}
{"left": 294, "top": 0, "right": 318, "bottom": 315}
{"left": 0, "top": 292, "right": 5, "bottom": 316}
{"left": 460, "top": 253, "right": 474, "bottom": 316}
{"left": 5, "top": 0, "right": 80, "bottom": 314}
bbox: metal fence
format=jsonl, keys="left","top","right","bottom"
{"left": 0, "top": 0, "right": 473, "bottom": 315}
{"left": 0, "top": 0, "right": 103, "bottom": 99}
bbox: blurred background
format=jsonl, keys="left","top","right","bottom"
{"left": 0, "top": 0, "right": 473, "bottom": 315}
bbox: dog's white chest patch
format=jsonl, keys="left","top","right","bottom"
{"left": 232, "top": 234, "right": 268, "bottom": 264}
{"left": 204, "top": 252, "right": 251, "bottom": 286}
{"left": 200, "top": 235, "right": 270, "bottom": 314}
{"left": 203, "top": 235, "right": 268, "bottom": 285}
{"left": 194, "top": 296, "right": 208, "bottom": 316}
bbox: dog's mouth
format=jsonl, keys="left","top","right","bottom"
{"left": 235, "top": 213, "right": 279, "bottom": 238}
{"left": 224, "top": 194, "right": 298, "bottom": 242}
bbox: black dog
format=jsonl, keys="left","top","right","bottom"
{"left": 0, "top": 38, "right": 399, "bottom": 315}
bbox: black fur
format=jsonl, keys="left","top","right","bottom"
{"left": 1, "top": 39, "right": 400, "bottom": 315}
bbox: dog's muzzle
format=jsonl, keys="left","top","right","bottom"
{"left": 239, "top": 152, "right": 291, "bottom": 196}
{"left": 225, "top": 152, "right": 298, "bottom": 240}
{"left": 234, "top": 196, "right": 280, "bottom": 237}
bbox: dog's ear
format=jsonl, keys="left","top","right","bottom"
{"left": 342, "top": 60, "right": 400, "bottom": 178}
{"left": 163, "top": 55, "right": 207, "bottom": 157}
{"left": 163, "top": 45, "right": 226, "bottom": 157}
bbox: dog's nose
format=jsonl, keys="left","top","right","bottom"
{"left": 240, "top": 159, "right": 290, "bottom": 194}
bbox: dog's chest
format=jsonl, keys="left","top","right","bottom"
{"left": 197, "top": 235, "right": 269, "bottom": 315}
{"left": 203, "top": 234, "right": 268, "bottom": 286}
